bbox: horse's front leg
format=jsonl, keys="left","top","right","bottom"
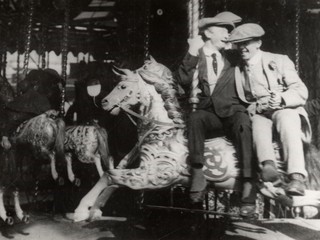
{"left": 49, "top": 153, "right": 58, "bottom": 181}
{"left": 89, "top": 185, "right": 119, "bottom": 221}
{"left": 0, "top": 187, "right": 13, "bottom": 225}
{"left": 94, "top": 155, "right": 104, "bottom": 177}
{"left": 65, "top": 152, "right": 75, "bottom": 182}
{"left": 73, "top": 173, "right": 110, "bottom": 222}
{"left": 13, "top": 190, "right": 29, "bottom": 223}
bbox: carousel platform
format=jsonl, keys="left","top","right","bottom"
{"left": 1, "top": 211, "right": 320, "bottom": 240}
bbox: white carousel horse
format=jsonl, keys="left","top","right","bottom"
{"left": 71, "top": 57, "right": 320, "bottom": 222}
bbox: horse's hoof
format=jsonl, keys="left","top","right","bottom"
{"left": 303, "top": 206, "right": 319, "bottom": 219}
{"left": 65, "top": 213, "right": 75, "bottom": 220}
{"left": 73, "top": 210, "right": 90, "bottom": 222}
{"left": 89, "top": 209, "right": 102, "bottom": 222}
{"left": 6, "top": 216, "right": 14, "bottom": 225}
{"left": 74, "top": 178, "right": 81, "bottom": 187}
{"left": 22, "top": 215, "right": 30, "bottom": 224}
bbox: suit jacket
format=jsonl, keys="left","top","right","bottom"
{"left": 176, "top": 48, "right": 248, "bottom": 118}
{"left": 234, "top": 51, "right": 311, "bottom": 142}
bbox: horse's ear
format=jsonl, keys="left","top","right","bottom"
{"left": 149, "top": 55, "right": 157, "bottom": 63}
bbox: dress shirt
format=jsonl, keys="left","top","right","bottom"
{"left": 243, "top": 50, "right": 270, "bottom": 101}
{"left": 203, "top": 46, "right": 225, "bottom": 93}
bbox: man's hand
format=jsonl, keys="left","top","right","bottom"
{"left": 188, "top": 35, "right": 204, "bottom": 56}
{"left": 1, "top": 136, "right": 11, "bottom": 150}
{"left": 268, "top": 91, "right": 284, "bottom": 110}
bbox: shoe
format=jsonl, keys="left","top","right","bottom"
{"left": 189, "top": 168, "right": 207, "bottom": 203}
{"left": 240, "top": 204, "right": 257, "bottom": 219}
{"left": 261, "top": 160, "right": 280, "bottom": 183}
{"left": 241, "top": 179, "right": 257, "bottom": 204}
{"left": 286, "top": 173, "right": 305, "bottom": 196}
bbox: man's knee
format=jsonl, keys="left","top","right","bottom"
{"left": 232, "top": 112, "right": 251, "bottom": 132}
{"left": 273, "top": 109, "right": 300, "bottom": 126}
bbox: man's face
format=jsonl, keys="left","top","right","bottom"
{"left": 235, "top": 39, "right": 262, "bottom": 61}
{"left": 204, "top": 26, "right": 230, "bottom": 50}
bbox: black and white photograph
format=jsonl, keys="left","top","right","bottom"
{"left": 1, "top": 0, "right": 320, "bottom": 239}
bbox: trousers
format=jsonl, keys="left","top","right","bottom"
{"left": 251, "top": 108, "right": 307, "bottom": 177}
{"left": 188, "top": 109, "right": 254, "bottom": 178}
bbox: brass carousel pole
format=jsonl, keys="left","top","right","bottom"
{"left": 60, "top": 0, "right": 70, "bottom": 116}
{"left": 143, "top": 0, "right": 151, "bottom": 61}
{"left": 23, "top": 0, "right": 34, "bottom": 73}
{"left": 40, "top": 19, "right": 48, "bottom": 69}
{"left": 295, "top": 0, "right": 301, "bottom": 74}
{"left": 188, "top": 0, "right": 202, "bottom": 112}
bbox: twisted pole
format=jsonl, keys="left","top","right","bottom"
{"left": 143, "top": 0, "right": 151, "bottom": 61}
{"left": 60, "top": 0, "right": 70, "bottom": 116}
{"left": 294, "top": 0, "right": 301, "bottom": 73}
{"left": 23, "top": 0, "right": 34, "bottom": 73}
{"left": 188, "top": 0, "right": 201, "bottom": 112}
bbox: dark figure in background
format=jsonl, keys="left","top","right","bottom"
{"left": 0, "top": 69, "right": 62, "bottom": 149}
{"left": 65, "top": 61, "right": 138, "bottom": 165}
{"left": 176, "top": 12, "right": 257, "bottom": 217}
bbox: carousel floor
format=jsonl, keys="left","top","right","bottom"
{"left": 1, "top": 211, "right": 320, "bottom": 240}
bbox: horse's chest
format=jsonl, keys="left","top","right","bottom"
{"left": 65, "top": 126, "right": 99, "bottom": 162}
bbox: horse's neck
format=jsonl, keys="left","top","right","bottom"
{"left": 140, "top": 88, "right": 173, "bottom": 126}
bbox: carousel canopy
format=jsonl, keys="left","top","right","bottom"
{"left": 0, "top": 0, "right": 118, "bottom": 56}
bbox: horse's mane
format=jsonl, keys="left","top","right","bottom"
{"left": 139, "top": 60, "right": 184, "bottom": 125}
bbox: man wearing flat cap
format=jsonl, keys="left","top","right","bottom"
{"left": 176, "top": 12, "right": 257, "bottom": 217}
{"left": 228, "top": 23, "right": 311, "bottom": 196}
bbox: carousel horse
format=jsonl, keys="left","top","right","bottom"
{"left": 64, "top": 122, "right": 113, "bottom": 186}
{"left": 0, "top": 109, "right": 65, "bottom": 224}
{"left": 72, "top": 58, "right": 320, "bottom": 222}
{"left": 0, "top": 69, "right": 65, "bottom": 224}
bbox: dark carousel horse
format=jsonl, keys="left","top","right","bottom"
{"left": 70, "top": 57, "right": 320, "bottom": 222}
{"left": 0, "top": 69, "right": 65, "bottom": 224}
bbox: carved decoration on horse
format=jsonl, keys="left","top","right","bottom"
{"left": 71, "top": 57, "right": 320, "bottom": 222}
{"left": 64, "top": 123, "right": 113, "bottom": 186}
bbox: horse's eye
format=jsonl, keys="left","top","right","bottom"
{"left": 120, "top": 85, "right": 126, "bottom": 90}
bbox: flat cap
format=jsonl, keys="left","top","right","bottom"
{"left": 215, "top": 11, "right": 242, "bottom": 23}
{"left": 199, "top": 17, "right": 234, "bottom": 30}
{"left": 228, "top": 23, "right": 265, "bottom": 43}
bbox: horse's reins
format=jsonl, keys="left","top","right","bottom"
{"left": 120, "top": 105, "right": 185, "bottom": 128}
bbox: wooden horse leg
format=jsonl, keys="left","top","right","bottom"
{"left": 89, "top": 185, "right": 119, "bottom": 221}
{"left": 13, "top": 190, "right": 29, "bottom": 223}
{"left": 73, "top": 173, "right": 110, "bottom": 222}
{"left": 0, "top": 187, "right": 13, "bottom": 225}
{"left": 65, "top": 153, "right": 75, "bottom": 183}
{"left": 73, "top": 166, "right": 181, "bottom": 222}
{"left": 49, "top": 153, "right": 58, "bottom": 181}
{"left": 94, "top": 155, "right": 104, "bottom": 177}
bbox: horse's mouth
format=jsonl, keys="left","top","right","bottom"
{"left": 104, "top": 105, "right": 121, "bottom": 115}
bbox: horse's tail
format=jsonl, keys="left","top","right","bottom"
{"left": 54, "top": 118, "right": 66, "bottom": 161}
{"left": 96, "top": 125, "right": 113, "bottom": 170}
{"left": 304, "top": 142, "right": 320, "bottom": 190}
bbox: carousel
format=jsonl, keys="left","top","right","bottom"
{"left": 1, "top": 0, "right": 320, "bottom": 239}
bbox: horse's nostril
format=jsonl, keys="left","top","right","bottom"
{"left": 102, "top": 99, "right": 108, "bottom": 104}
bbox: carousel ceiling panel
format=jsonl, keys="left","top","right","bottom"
{"left": 73, "top": 11, "right": 112, "bottom": 21}
{"left": 89, "top": 0, "right": 116, "bottom": 7}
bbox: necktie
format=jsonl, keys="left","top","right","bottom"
{"left": 212, "top": 53, "right": 218, "bottom": 75}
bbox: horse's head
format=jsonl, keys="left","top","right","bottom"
{"left": 101, "top": 67, "right": 147, "bottom": 115}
